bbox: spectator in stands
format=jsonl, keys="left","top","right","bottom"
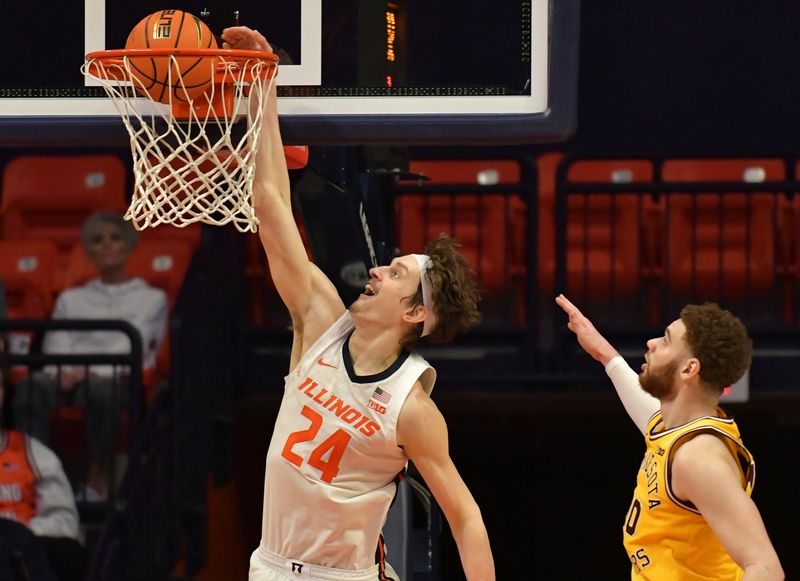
{"left": 222, "top": 27, "right": 495, "bottom": 581}
{"left": 0, "top": 371, "right": 87, "bottom": 581}
{"left": 556, "top": 294, "right": 784, "bottom": 580}
{"left": 13, "top": 212, "right": 168, "bottom": 502}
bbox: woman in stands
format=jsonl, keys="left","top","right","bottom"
{"left": 13, "top": 212, "right": 168, "bottom": 501}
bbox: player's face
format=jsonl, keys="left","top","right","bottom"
{"left": 85, "top": 223, "right": 131, "bottom": 274}
{"left": 639, "top": 319, "right": 689, "bottom": 400}
{"left": 352, "top": 255, "right": 423, "bottom": 325}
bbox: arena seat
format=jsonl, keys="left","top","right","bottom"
{"left": 0, "top": 240, "right": 60, "bottom": 384}
{"left": 397, "top": 160, "right": 528, "bottom": 324}
{"left": 0, "top": 239, "right": 59, "bottom": 319}
{"left": 661, "top": 159, "right": 781, "bottom": 300}
{"left": 396, "top": 193, "right": 526, "bottom": 295}
{"left": 1, "top": 155, "right": 128, "bottom": 257}
{"left": 552, "top": 159, "right": 658, "bottom": 303}
{"left": 58, "top": 223, "right": 204, "bottom": 293}
{"left": 661, "top": 158, "right": 785, "bottom": 183}
{"left": 410, "top": 159, "right": 521, "bottom": 184}
{"left": 128, "top": 240, "right": 196, "bottom": 392}
{"left": 58, "top": 244, "right": 97, "bottom": 292}
{"left": 126, "top": 240, "right": 195, "bottom": 307}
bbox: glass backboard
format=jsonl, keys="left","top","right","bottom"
{"left": 0, "top": 0, "right": 579, "bottom": 145}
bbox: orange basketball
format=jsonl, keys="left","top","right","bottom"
{"left": 125, "top": 10, "right": 218, "bottom": 104}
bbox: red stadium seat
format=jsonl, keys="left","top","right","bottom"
{"left": 662, "top": 158, "right": 785, "bottom": 182}
{"left": 664, "top": 194, "right": 775, "bottom": 299}
{"left": 127, "top": 240, "right": 195, "bottom": 307}
{"left": 410, "top": 159, "right": 521, "bottom": 184}
{"left": 0, "top": 240, "right": 60, "bottom": 384}
{"left": 59, "top": 224, "right": 204, "bottom": 293}
{"left": 1, "top": 155, "right": 129, "bottom": 257}
{"left": 662, "top": 159, "right": 781, "bottom": 300}
{"left": 554, "top": 159, "right": 657, "bottom": 302}
{"left": 0, "top": 239, "right": 59, "bottom": 319}
{"left": 128, "top": 240, "right": 195, "bottom": 392}
{"left": 58, "top": 244, "right": 97, "bottom": 292}
{"left": 398, "top": 160, "right": 528, "bottom": 323}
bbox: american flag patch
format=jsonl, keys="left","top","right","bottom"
{"left": 371, "top": 387, "right": 392, "bottom": 404}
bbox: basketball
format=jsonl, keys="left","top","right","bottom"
{"left": 125, "top": 10, "right": 218, "bottom": 104}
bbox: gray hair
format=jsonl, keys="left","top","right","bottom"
{"left": 80, "top": 212, "right": 138, "bottom": 250}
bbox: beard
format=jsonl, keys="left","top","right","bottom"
{"left": 639, "top": 358, "right": 680, "bottom": 400}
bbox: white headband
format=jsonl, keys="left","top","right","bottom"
{"left": 411, "top": 253, "right": 436, "bottom": 337}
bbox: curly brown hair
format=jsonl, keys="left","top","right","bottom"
{"left": 680, "top": 303, "right": 752, "bottom": 393}
{"left": 400, "top": 234, "right": 482, "bottom": 351}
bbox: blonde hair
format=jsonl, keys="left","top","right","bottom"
{"left": 80, "top": 212, "right": 138, "bottom": 251}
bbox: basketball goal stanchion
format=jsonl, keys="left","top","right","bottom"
{"left": 81, "top": 48, "right": 279, "bottom": 232}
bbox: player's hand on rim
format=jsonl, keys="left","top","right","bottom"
{"left": 221, "top": 26, "right": 272, "bottom": 53}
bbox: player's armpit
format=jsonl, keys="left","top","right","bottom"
{"left": 671, "top": 435, "right": 784, "bottom": 580}
{"left": 397, "top": 385, "right": 495, "bottom": 581}
{"left": 290, "top": 264, "right": 346, "bottom": 365}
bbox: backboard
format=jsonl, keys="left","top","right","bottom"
{"left": 0, "top": 0, "right": 579, "bottom": 146}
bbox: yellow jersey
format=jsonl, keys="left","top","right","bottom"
{"left": 623, "top": 410, "right": 755, "bottom": 580}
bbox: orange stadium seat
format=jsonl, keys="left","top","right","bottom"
{"left": 1, "top": 155, "right": 129, "bottom": 256}
{"left": 128, "top": 240, "right": 196, "bottom": 394}
{"left": 548, "top": 159, "right": 658, "bottom": 303}
{"left": 57, "top": 244, "right": 97, "bottom": 292}
{"left": 0, "top": 240, "right": 60, "bottom": 383}
{"left": 662, "top": 159, "right": 781, "bottom": 300}
{"left": 59, "top": 225, "right": 204, "bottom": 292}
{"left": 0, "top": 239, "right": 59, "bottom": 319}
{"left": 397, "top": 160, "right": 528, "bottom": 323}
{"left": 661, "top": 158, "right": 786, "bottom": 182}
{"left": 127, "top": 240, "right": 195, "bottom": 307}
{"left": 396, "top": 194, "right": 526, "bottom": 296}
{"left": 410, "top": 159, "right": 521, "bottom": 184}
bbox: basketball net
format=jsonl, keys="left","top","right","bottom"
{"left": 82, "top": 49, "right": 278, "bottom": 232}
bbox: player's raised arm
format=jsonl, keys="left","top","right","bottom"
{"left": 555, "top": 294, "right": 659, "bottom": 433}
{"left": 397, "top": 385, "right": 495, "bottom": 581}
{"left": 221, "top": 27, "right": 344, "bottom": 346}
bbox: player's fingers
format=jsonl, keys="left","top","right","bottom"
{"left": 555, "top": 293, "right": 579, "bottom": 315}
{"left": 251, "top": 30, "right": 273, "bottom": 52}
{"left": 221, "top": 27, "right": 259, "bottom": 49}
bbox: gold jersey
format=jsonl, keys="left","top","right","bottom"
{"left": 623, "top": 410, "right": 755, "bottom": 580}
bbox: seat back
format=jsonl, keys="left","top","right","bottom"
{"left": 1, "top": 155, "right": 128, "bottom": 255}
{"left": 662, "top": 158, "right": 782, "bottom": 300}
{"left": 0, "top": 239, "right": 59, "bottom": 318}
{"left": 127, "top": 241, "right": 195, "bottom": 306}
{"left": 559, "top": 159, "right": 657, "bottom": 302}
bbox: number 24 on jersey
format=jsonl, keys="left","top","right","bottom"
{"left": 281, "top": 405, "right": 352, "bottom": 483}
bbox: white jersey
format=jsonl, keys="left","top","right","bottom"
{"left": 259, "top": 312, "right": 436, "bottom": 571}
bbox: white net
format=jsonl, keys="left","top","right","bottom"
{"left": 81, "top": 51, "right": 278, "bottom": 232}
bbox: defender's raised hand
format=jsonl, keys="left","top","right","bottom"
{"left": 555, "top": 294, "right": 619, "bottom": 366}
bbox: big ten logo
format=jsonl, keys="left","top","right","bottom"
{"left": 368, "top": 400, "right": 386, "bottom": 415}
{"left": 155, "top": 10, "right": 178, "bottom": 39}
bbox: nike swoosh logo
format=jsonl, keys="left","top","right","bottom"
{"left": 317, "top": 358, "right": 337, "bottom": 368}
